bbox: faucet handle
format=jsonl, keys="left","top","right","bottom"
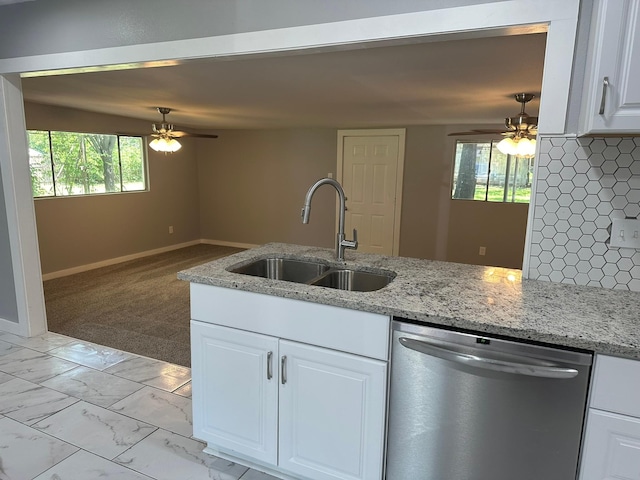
{"left": 350, "top": 228, "right": 358, "bottom": 249}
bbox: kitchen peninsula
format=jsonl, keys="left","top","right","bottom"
{"left": 179, "top": 243, "right": 640, "bottom": 480}
{"left": 179, "top": 242, "right": 640, "bottom": 358}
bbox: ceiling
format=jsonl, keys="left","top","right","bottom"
{"left": 20, "top": 32, "right": 547, "bottom": 132}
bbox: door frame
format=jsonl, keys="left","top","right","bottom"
{"left": 337, "top": 129, "right": 406, "bottom": 256}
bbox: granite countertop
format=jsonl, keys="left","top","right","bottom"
{"left": 178, "top": 243, "right": 640, "bottom": 359}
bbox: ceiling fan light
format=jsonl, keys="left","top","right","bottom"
{"left": 516, "top": 137, "right": 536, "bottom": 158}
{"left": 497, "top": 137, "right": 518, "bottom": 156}
{"left": 149, "top": 136, "right": 182, "bottom": 153}
{"left": 166, "top": 138, "right": 182, "bottom": 152}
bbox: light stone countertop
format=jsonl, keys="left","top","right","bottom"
{"left": 178, "top": 243, "right": 640, "bottom": 359}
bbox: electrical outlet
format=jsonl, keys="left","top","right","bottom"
{"left": 610, "top": 218, "right": 640, "bottom": 248}
{"left": 168, "top": 226, "right": 174, "bottom": 234}
{"left": 479, "top": 246, "right": 486, "bottom": 256}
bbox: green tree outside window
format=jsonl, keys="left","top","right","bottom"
{"left": 27, "top": 131, "right": 146, "bottom": 197}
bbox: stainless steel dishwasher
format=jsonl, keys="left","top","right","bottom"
{"left": 386, "top": 320, "right": 592, "bottom": 480}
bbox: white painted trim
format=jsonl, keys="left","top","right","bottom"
{"left": 200, "top": 239, "right": 259, "bottom": 250}
{"left": 0, "top": 318, "right": 23, "bottom": 336}
{"left": 0, "top": 74, "right": 46, "bottom": 337}
{"left": 337, "top": 128, "right": 406, "bottom": 257}
{"left": 521, "top": 137, "right": 544, "bottom": 277}
{"left": 537, "top": 17, "right": 580, "bottom": 135}
{"left": 41, "top": 239, "right": 253, "bottom": 280}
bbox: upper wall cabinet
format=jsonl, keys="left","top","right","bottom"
{"left": 580, "top": 0, "right": 640, "bottom": 135}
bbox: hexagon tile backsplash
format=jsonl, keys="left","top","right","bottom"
{"left": 528, "top": 135, "right": 640, "bottom": 291}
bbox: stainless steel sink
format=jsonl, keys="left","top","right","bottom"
{"left": 228, "top": 257, "right": 329, "bottom": 283}
{"left": 310, "top": 269, "right": 393, "bottom": 292}
{"left": 228, "top": 256, "right": 395, "bottom": 292}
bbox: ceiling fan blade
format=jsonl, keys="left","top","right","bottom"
{"left": 447, "top": 130, "right": 506, "bottom": 136}
{"left": 115, "top": 131, "right": 148, "bottom": 137}
{"left": 171, "top": 130, "right": 219, "bottom": 139}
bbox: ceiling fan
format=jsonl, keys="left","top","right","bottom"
{"left": 448, "top": 93, "right": 538, "bottom": 157}
{"left": 148, "top": 107, "right": 218, "bottom": 153}
{"left": 448, "top": 93, "right": 538, "bottom": 137}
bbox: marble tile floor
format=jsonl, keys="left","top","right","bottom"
{"left": 0, "top": 331, "right": 278, "bottom": 480}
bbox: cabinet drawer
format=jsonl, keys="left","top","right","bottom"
{"left": 591, "top": 355, "right": 640, "bottom": 417}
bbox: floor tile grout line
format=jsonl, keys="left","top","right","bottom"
{"left": 0, "top": 347, "right": 192, "bottom": 429}
{"left": 28, "top": 401, "right": 161, "bottom": 462}
{"left": 3, "top": 370, "right": 166, "bottom": 473}
{"left": 27, "top": 441, "right": 79, "bottom": 480}
{"left": 104, "top": 385, "right": 194, "bottom": 439}
{"left": 0, "top": 332, "right": 192, "bottom": 375}
{"left": 32, "top": 447, "right": 159, "bottom": 480}
{"left": 0, "top": 341, "right": 191, "bottom": 393}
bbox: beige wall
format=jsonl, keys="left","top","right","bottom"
{"left": 196, "top": 129, "right": 338, "bottom": 248}
{"left": 25, "top": 102, "right": 529, "bottom": 273}
{"left": 447, "top": 201, "right": 528, "bottom": 269}
{"left": 196, "top": 125, "right": 529, "bottom": 268}
{"left": 399, "top": 125, "right": 451, "bottom": 260}
{"left": 25, "top": 103, "right": 201, "bottom": 274}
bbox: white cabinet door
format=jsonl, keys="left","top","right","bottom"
{"left": 580, "top": 409, "right": 640, "bottom": 480}
{"left": 580, "top": 0, "right": 640, "bottom": 134}
{"left": 278, "top": 340, "right": 387, "bottom": 480}
{"left": 191, "top": 321, "right": 279, "bottom": 464}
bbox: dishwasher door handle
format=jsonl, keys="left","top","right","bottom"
{"left": 399, "top": 337, "right": 579, "bottom": 379}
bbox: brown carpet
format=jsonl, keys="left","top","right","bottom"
{"left": 44, "top": 244, "right": 243, "bottom": 367}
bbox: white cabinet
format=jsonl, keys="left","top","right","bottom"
{"left": 191, "top": 321, "right": 278, "bottom": 464}
{"left": 580, "top": 0, "right": 640, "bottom": 134}
{"left": 580, "top": 410, "right": 640, "bottom": 480}
{"left": 579, "top": 355, "right": 640, "bottom": 479}
{"left": 278, "top": 340, "right": 386, "bottom": 480}
{"left": 189, "top": 285, "right": 389, "bottom": 480}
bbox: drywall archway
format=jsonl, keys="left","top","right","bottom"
{"left": 0, "top": 0, "right": 581, "bottom": 335}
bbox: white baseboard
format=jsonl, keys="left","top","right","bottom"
{"left": 41, "top": 239, "right": 258, "bottom": 281}
{"left": 200, "top": 239, "right": 260, "bottom": 250}
{"left": 41, "top": 240, "right": 202, "bottom": 281}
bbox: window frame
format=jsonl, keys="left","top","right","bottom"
{"left": 450, "top": 137, "right": 533, "bottom": 204}
{"left": 27, "top": 129, "right": 149, "bottom": 199}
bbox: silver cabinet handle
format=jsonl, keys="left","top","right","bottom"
{"left": 267, "top": 351, "right": 273, "bottom": 380}
{"left": 281, "top": 355, "right": 287, "bottom": 384}
{"left": 599, "top": 76, "right": 609, "bottom": 115}
{"left": 399, "top": 337, "right": 579, "bottom": 379}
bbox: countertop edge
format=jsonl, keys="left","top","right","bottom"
{"left": 178, "top": 243, "right": 640, "bottom": 360}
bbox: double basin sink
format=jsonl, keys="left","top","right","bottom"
{"left": 228, "top": 256, "right": 395, "bottom": 292}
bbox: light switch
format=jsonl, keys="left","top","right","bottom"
{"left": 610, "top": 218, "right": 640, "bottom": 249}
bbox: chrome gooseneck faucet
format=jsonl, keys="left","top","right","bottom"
{"left": 301, "top": 178, "right": 358, "bottom": 261}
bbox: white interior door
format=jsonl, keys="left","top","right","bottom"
{"left": 339, "top": 130, "right": 405, "bottom": 256}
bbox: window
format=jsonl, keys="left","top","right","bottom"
{"left": 451, "top": 140, "right": 533, "bottom": 203}
{"left": 27, "top": 130, "right": 147, "bottom": 198}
